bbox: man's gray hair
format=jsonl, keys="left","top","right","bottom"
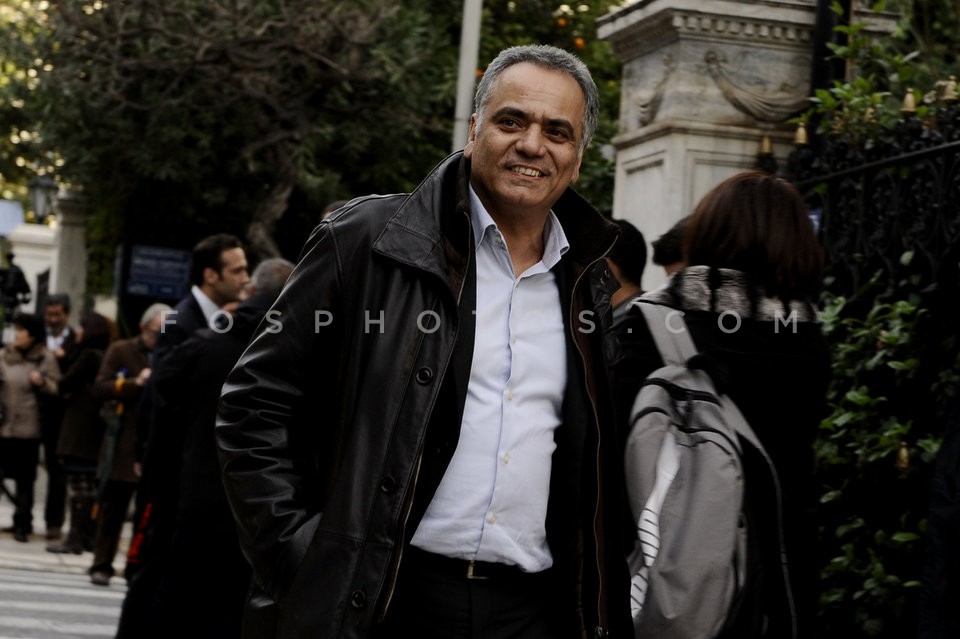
{"left": 251, "top": 257, "right": 295, "bottom": 298}
{"left": 473, "top": 44, "right": 599, "bottom": 154}
{"left": 140, "top": 302, "right": 173, "bottom": 326}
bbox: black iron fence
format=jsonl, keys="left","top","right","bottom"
{"left": 783, "top": 101, "right": 960, "bottom": 636}
{"left": 787, "top": 109, "right": 960, "bottom": 311}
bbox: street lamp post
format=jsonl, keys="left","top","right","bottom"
{"left": 28, "top": 174, "right": 58, "bottom": 223}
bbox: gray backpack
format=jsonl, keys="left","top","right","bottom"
{"left": 625, "top": 301, "right": 794, "bottom": 639}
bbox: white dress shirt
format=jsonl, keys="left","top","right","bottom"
{"left": 411, "top": 186, "right": 569, "bottom": 572}
{"left": 191, "top": 285, "right": 222, "bottom": 327}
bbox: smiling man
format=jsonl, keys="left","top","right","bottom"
{"left": 216, "top": 45, "right": 631, "bottom": 639}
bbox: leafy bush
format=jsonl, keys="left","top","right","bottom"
{"left": 814, "top": 274, "right": 955, "bottom": 636}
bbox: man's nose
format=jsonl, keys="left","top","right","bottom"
{"left": 515, "top": 126, "right": 546, "bottom": 156}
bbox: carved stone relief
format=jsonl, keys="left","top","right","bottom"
{"left": 704, "top": 50, "right": 810, "bottom": 122}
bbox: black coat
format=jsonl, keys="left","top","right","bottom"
{"left": 144, "top": 294, "right": 270, "bottom": 637}
{"left": 216, "top": 152, "right": 632, "bottom": 639}
{"left": 609, "top": 267, "right": 831, "bottom": 639}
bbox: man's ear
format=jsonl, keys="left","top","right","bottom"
{"left": 203, "top": 266, "right": 219, "bottom": 285}
{"left": 463, "top": 113, "right": 478, "bottom": 158}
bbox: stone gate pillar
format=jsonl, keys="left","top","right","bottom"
{"left": 49, "top": 189, "right": 88, "bottom": 312}
{"left": 598, "top": 0, "right": 892, "bottom": 290}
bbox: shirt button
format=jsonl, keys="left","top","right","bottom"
{"left": 489, "top": 514, "right": 497, "bottom": 524}
{"left": 506, "top": 390, "right": 513, "bottom": 401}
{"left": 511, "top": 336, "right": 517, "bottom": 344}
{"left": 502, "top": 453, "right": 510, "bottom": 464}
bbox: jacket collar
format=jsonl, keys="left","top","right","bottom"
{"left": 373, "top": 151, "right": 618, "bottom": 286}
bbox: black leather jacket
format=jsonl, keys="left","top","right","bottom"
{"left": 216, "top": 152, "right": 632, "bottom": 638}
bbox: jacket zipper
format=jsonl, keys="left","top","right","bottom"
{"left": 568, "top": 249, "right": 615, "bottom": 638}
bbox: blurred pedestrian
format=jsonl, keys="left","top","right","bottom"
{"left": 0, "top": 312, "right": 61, "bottom": 542}
{"left": 146, "top": 258, "right": 293, "bottom": 637}
{"left": 46, "top": 311, "right": 113, "bottom": 555}
{"left": 86, "top": 303, "right": 171, "bottom": 586}
{"left": 117, "top": 233, "right": 249, "bottom": 637}
{"left": 613, "top": 170, "right": 830, "bottom": 638}
{"left": 216, "top": 44, "right": 631, "bottom": 639}
{"left": 606, "top": 218, "right": 647, "bottom": 324}
{"left": 321, "top": 198, "right": 349, "bottom": 221}
{"left": 650, "top": 215, "right": 688, "bottom": 277}
{"left": 38, "top": 292, "right": 76, "bottom": 541}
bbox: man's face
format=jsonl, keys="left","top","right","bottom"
{"left": 205, "top": 247, "right": 250, "bottom": 307}
{"left": 464, "top": 62, "right": 585, "bottom": 224}
{"left": 45, "top": 303, "right": 68, "bottom": 333}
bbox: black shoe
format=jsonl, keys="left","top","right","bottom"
{"left": 2, "top": 524, "right": 32, "bottom": 534}
{"left": 13, "top": 528, "right": 28, "bottom": 543}
{"left": 90, "top": 571, "right": 111, "bottom": 586}
{"left": 46, "top": 541, "right": 83, "bottom": 555}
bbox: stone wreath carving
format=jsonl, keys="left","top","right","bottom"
{"left": 704, "top": 51, "right": 809, "bottom": 123}
{"left": 634, "top": 55, "right": 675, "bottom": 127}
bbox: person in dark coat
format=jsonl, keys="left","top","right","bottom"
{"left": 141, "top": 257, "right": 293, "bottom": 638}
{"left": 46, "top": 311, "right": 113, "bottom": 554}
{"left": 86, "top": 302, "right": 171, "bottom": 586}
{"left": 610, "top": 171, "right": 831, "bottom": 639}
{"left": 39, "top": 292, "right": 76, "bottom": 541}
{"left": 606, "top": 218, "right": 647, "bottom": 325}
{"left": 117, "top": 233, "right": 249, "bottom": 636}
{"left": 216, "top": 44, "right": 632, "bottom": 639}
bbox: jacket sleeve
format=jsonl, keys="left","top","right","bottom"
{"left": 92, "top": 342, "right": 142, "bottom": 401}
{"left": 56, "top": 349, "right": 99, "bottom": 397}
{"left": 216, "top": 222, "right": 342, "bottom": 599}
{"left": 36, "top": 351, "right": 62, "bottom": 395}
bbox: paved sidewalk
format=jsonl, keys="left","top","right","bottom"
{"left": 0, "top": 465, "right": 130, "bottom": 577}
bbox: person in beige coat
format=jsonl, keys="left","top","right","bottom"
{"left": 0, "top": 312, "right": 61, "bottom": 542}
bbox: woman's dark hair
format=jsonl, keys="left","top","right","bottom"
{"left": 12, "top": 311, "right": 47, "bottom": 346}
{"left": 683, "top": 170, "right": 823, "bottom": 299}
{"left": 79, "top": 312, "right": 112, "bottom": 351}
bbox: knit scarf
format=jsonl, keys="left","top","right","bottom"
{"left": 640, "top": 265, "right": 821, "bottom": 323}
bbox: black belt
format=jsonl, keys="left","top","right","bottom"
{"left": 404, "top": 546, "right": 547, "bottom": 581}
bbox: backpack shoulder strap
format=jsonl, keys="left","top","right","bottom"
{"left": 635, "top": 300, "right": 770, "bottom": 453}
{"left": 635, "top": 301, "right": 697, "bottom": 366}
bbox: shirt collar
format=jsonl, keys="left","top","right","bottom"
{"left": 468, "top": 185, "right": 570, "bottom": 269}
{"left": 191, "top": 285, "right": 221, "bottom": 322}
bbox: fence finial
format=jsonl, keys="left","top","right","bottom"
{"left": 901, "top": 89, "right": 917, "bottom": 115}
{"left": 944, "top": 76, "right": 958, "bottom": 102}
{"left": 794, "top": 122, "right": 808, "bottom": 146}
{"left": 759, "top": 134, "right": 773, "bottom": 155}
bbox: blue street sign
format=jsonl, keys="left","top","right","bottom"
{"left": 126, "top": 244, "right": 191, "bottom": 299}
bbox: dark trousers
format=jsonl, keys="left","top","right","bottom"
{"left": 41, "top": 408, "right": 67, "bottom": 530}
{"left": 374, "top": 547, "right": 561, "bottom": 639}
{"left": 0, "top": 438, "right": 40, "bottom": 532}
{"left": 89, "top": 480, "right": 136, "bottom": 576}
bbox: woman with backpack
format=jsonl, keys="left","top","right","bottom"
{"left": 611, "top": 170, "right": 830, "bottom": 639}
